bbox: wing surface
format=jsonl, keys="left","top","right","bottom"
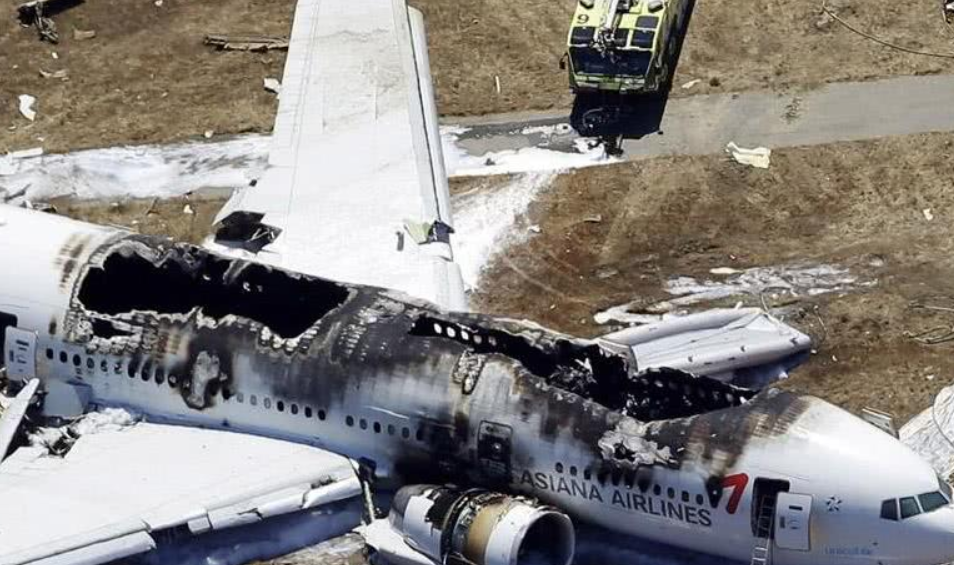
{"left": 208, "top": 0, "right": 465, "bottom": 311}
{"left": 0, "top": 420, "right": 361, "bottom": 565}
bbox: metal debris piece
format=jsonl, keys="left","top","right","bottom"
{"left": 725, "top": 142, "right": 771, "bottom": 169}
{"left": 72, "top": 27, "right": 96, "bottom": 40}
{"left": 18, "top": 95, "right": 37, "bottom": 122}
{"left": 204, "top": 34, "right": 289, "bottom": 52}
{"left": 923, "top": 208, "right": 935, "bottom": 222}
{"left": 681, "top": 78, "right": 701, "bottom": 89}
{"left": 263, "top": 77, "right": 282, "bottom": 95}
{"left": 38, "top": 68, "right": 68, "bottom": 80}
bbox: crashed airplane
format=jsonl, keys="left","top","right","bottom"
{"left": 2, "top": 0, "right": 953, "bottom": 564}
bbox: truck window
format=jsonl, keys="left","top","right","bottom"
{"left": 0, "top": 312, "right": 17, "bottom": 370}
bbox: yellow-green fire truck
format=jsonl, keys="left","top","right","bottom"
{"left": 564, "top": 0, "right": 689, "bottom": 94}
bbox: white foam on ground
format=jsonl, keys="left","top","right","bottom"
{"left": 451, "top": 172, "right": 557, "bottom": 290}
{"left": 442, "top": 129, "right": 616, "bottom": 177}
{"left": 1, "top": 126, "right": 611, "bottom": 204}
{"left": 0, "top": 136, "right": 270, "bottom": 203}
{"left": 594, "top": 263, "right": 866, "bottom": 325}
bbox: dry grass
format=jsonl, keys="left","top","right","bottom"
{"left": 2, "top": 0, "right": 952, "bottom": 152}
{"left": 472, "top": 130, "right": 954, "bottom": 421}
{"left": 49, "top": 195, "right": 226, "bottom": 244}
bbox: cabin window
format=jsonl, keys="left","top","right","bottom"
{"left": 100, "top": 359, "right": 108, "bottom": 373}
{"left": 86, "top": 357, "right": 94, "bottom": 370}
{"left": 360, "top": 419, "right": 368, "bottom": 430}
{"left": 696, "top": 494, "right": 705, "bottom": 506}
{"left": 318, "top": 409, "right": 327, "bottom": 421}
{"left": 291, "top": 404, "right": 299, "bottom": 415}
{"left": 555, "top": 462, "right": 564, "bottom": 474}
{"left": 570, "top": 466, "right": 578, "bottom": 477}
{"left": 277, "top": 401, "right": 285, "bottom": 412}
{"left": 249, "top": 394, "right": 257, "bottom": 406}
{"left": 653, "top": 485, "right": 662, "bottom": 496}
{"left": 155, "top": 367, "right": 165, "bottom": 385}
{"left": 304, "top": 406, "right": 312, "bottom": 418}
{"left": 263, "top": 398, "right": 272, "bottom": 410}
{"left": 236, "top": 392, "right": 244, "bottom": 403}
{"left": 59, "top": 351, "right": 68, "bottom": 363}
{"left": 415, "top": 427, "right": 425, "bottom": 441}
{"left": 900, "top": 497, "right": 921, "bottom": 519}
{"left": 387, "top": 424, "right": 396, "bottom": 435}
{"left": 583, "top": 469, "right": 592, "bottom": 481}
{"left": 346, "top": 416, "right": 355, "bottom": 427}
{"left": 45, "top": 348, "right": 54, "bottom": 360}
{"left": 682, "top": 491, "right": 690, "bottom": 503}
{"left": 667, "top": 487, "right": 676, "bottom": 499}
{"left": 373, "top": 422, "right": 381, "bottom": 434}
{"left": 402, "top": 427, "right": 411, "bottom": 439}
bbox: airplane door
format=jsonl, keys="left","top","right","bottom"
{"left": 477, "top": 421, "right": 512, "bottom": 484}
{"left": 5, "top": 327, "right": 37, "bottom": 380}
{"left": 775, "top": 493, "right": 812, "bottom": 551}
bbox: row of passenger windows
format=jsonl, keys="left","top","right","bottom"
{"left": 552, "top": 461, "right": 707, "bottom": 506}
{"left": 45, "top": 347, "right": 430, "bottom": 443}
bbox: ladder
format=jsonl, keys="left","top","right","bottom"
{"left": 750, "top": 499, "right": 776, "bottom": 565}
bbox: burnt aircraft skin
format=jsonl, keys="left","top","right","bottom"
{"left": 7, "top": 216, "right": 829, "bottom": 554}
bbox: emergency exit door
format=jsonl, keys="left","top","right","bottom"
{"left": 5, "top": 327, "right": 37, "bottom": 380}
{"left": 775, "top": 492, "right": 812, "bottom": 551}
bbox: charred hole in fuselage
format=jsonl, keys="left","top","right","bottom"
{"left": 409, "top": 314, "right": 627, "bottom": 397}
{"left": 91, "top": 319, "right": 132, "bottom": 339}
{"left": 77, "top": 242, "right": 350, "bottom": 338}
{"left": 410, "top": 315, "right": 750, "bottom": 421}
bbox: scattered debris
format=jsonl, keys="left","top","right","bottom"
{"left": 38, "top": 68, "right": 68, "bottom": 80}
{"left": 681, "top": 78, "right": 701, "bottom": 89}
{"left": 203, "top": 130, "right": 214, "bottom": 139}
{"left": 204, "top": 34, "right": 289, "bottom": 51}
{"left": 494, "top": 75, "right": 501, "bottom": 94}
{"left": 923, "top": 208, "right": 935, "bottom": 222}
{"left": 582, "top": 214, "right": 603, "bottom": 223}
{"left": 17, "top": 0, "right": 83, "bottom": 43}
{"left": 725, "top": 142, "right": 771, "bottom": 169}
{"left": 72, "top": 27, "right": 96, "bottom": 40}
{"left": 528, "top": 225, "right": 542, "bottom": 234}
{"left": 18, "top": 95, "right": 37, "bottom": 122}
{"left": 182, "top": 203, "right": 195, "bottom": 215}
{"left": 263, "top": 77, "right": 282, "bottom": 95}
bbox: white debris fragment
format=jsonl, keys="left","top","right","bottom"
{"left": 17, "top": 95, "right": 37, "bottom": 122}
{"left": 183, "top": 203, "right": 195, "bottom": 215}
{"left": 38, "top": 68, "right": 68, "bottom": 80}
{"left": 725, "top": 142, "right": 771, "bottom": 169}
{"left": 204, "top": 130, "right": 215, "bottom": 139}
{"left": 923, "top": 208, "right": 935, "bottom": 222}
{"left": 264, "top": 77, "right": 282, "bottom": 95}
{"left": 710, "top": 267, "right": 741, "bottom": 276}
{"left": 528, "top": 224, "right": 542, "bottom": 234}
{"left": 51, "top": 52, "right": 59, "bottom": 60}
{"left": 681, "top": 79, "right": 702, "bottom": 89}
{"left": 0, "top": 147, "right": 44, "bottom": 176}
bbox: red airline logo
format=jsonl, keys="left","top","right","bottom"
{"left": 722, "top": 473, "right": 749, "bottom": 514}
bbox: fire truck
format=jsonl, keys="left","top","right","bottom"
{"left": 563, "top": 0, "right": 690, "bottom": 94}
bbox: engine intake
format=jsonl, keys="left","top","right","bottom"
{"left": 389, "top": 485, "right": 575, "bottom": 565}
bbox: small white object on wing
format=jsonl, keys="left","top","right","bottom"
{"left": 263, "top": 78, "right": 282, "bottom": 96}
{"left": 725, "top": 142, "right": 771, "bottom": 169}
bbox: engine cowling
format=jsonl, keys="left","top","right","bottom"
{"left": 388, "top": 485, "right": 575, "bottom": 565}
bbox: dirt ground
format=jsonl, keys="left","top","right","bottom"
{"left": 3, "top": 0, "right": 953, "bottom": 153}
{"left": 469, "top": 130, "right": 954, "bottom": 423}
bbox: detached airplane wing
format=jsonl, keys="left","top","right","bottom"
{"left": 207, "top": 0, "right": 466, "bottom": 312}
{"left": 1, "top": 0, "right": 451, "bottom": 562}
{"left": 0, "top": 413, "right": 362, "bottom": 565}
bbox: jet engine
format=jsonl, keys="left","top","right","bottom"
{"left": 385, "top": 485, "right": 575, "bottom": 565}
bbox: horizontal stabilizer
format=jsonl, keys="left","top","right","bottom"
{"left": 600, "top": 309, "right": 812, "bottom": 389}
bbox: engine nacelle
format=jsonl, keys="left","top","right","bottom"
{"left": 388, "top": 485, "right": 575, "bottom": 565}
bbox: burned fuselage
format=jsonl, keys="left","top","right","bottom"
{"left": 0, "top": 208, "right": 832, "bottom": 559}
